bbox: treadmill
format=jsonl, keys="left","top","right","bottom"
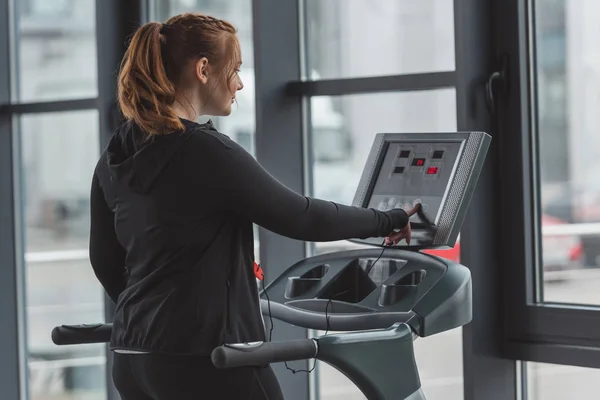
{"left": 51, "top": 131, "right": 491, "bottom": 400}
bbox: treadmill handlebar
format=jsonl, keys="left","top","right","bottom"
{"left": 51, "top": 323, "right": 112, "bottom": 345}
{"left": 51, "top": 323, "right": 319, "bottom": 370}
{"left": 211, "top": 339, "right": 318, "bottom": 369}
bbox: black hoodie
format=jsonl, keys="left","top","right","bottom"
{"left": 89, "top": 118, "right": 408, "bottom": 355}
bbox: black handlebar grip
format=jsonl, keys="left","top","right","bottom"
{"left": 211, "top": 339, "right": 318, "bottom": 369}
{"left": 51, "top": 323, "right": 113, "bottom": 345}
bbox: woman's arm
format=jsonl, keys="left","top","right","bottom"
{"left": 207, "top": 134, "right": 408, "bottom": 241}
{"left": 89, "top": 171, "right": 127, "bottom": 304}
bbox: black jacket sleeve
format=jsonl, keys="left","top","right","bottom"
{"left": 89, "top": 171, "right": 127, "bottom": 304}
{"left": 207, "top": 134, "right": 408, "bottom": 241}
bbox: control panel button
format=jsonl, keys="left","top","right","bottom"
{"left": 432, "top": 150, "right": 444, "bottom": 159}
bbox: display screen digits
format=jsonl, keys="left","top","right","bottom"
{"left": 427, "top": 166, "right": 439, "bottom": 175}
{"left": 412, "top": 158, "right": 425, "bottom": 167}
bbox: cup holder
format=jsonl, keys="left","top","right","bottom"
{"left": 379, "top": 270, "right": 426, "bottom": 306}
{"left": 316, "top": 260, "right": 377, "bottom": 304}
{"left": 300, "top": 264, "right": 329, "bottom": 279}
{"left": 285, "top": 264, "right": 330, "bottom": 298}
{"left": 395, "top": 270, "right": 425, "bottom": 286}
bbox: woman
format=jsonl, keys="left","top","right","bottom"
{"left": 89, "top": 13, "right": 416, "bottom": 400}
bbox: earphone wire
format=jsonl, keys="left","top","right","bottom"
{"left": 261, "top": 238, "right": 390, "bottom": 375}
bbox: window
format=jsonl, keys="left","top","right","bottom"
{"left": 527, "top": 362, "right": 600, "bottom": 399}
{"left": 533, "top": 0, "right": 600, "bottom": 305}
{"left": 304, "top": 0, "right": 455, "bottom": 79}
{"left": 309, "top": 90, "right": 463, "bottom": 399}
{"left": 13, "top": 0, "right": 97, "bottom": 102}
{"left": 498, "top": 0, "right": 600, "bottom": 372}
{"left": 18, "top": 110, "right": 106, "bottom": 400}
{"left": 8, "top": 0, "right": 598, "bottom": 398}
{"left": 313, "top": 329, "right": 464, "bottom": 400}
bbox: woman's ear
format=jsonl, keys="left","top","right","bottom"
{"left": 195, "top": 57, "right": 209, "bottom": 84}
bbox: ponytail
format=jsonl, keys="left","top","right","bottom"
{"left": 117, "top": 22, "right": 184, "bottom": 136}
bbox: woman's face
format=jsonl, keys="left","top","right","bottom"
{"left": 212, "top": 63, "right": 244, "bottom": 116}
{"left": 200, "top": 40, "right": 244, "bottom": 117}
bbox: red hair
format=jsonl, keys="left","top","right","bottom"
{"left": 117, "top": 13, "right": 239, "bottom": 135}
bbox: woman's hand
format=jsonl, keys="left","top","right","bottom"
{"left": 384, "top": 203, "right": 422, "bottom": 246}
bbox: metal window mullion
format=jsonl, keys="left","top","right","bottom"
{"left": 504, "top": 339, "right": 600, "bottom": 369}
{"left": 454, "top": 0, "right": 519, "bottom": 398}
{"left": 286, "top": 71, "right": 456, "bottom": 97}
{"left": 492, "top": 0, "right": 538, "bottom": 349}
{"left": 0, "top": 110, "right": 25, "bottom": 400}
{"left": 253, "top": 1, "right": 310, "bottom": 399}
{"left": 0, "top": 0, "right": 27, "bottom": 399}
{"left": 0, "top": 98, "right": 99, "bottom": 115}
{"left": 517, "top": 305, "right": 600, "bottom": 346}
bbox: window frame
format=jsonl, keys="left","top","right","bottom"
{"left": 251, "top": 1, "right": 310, "bottom": 398}
{"left": 454, "top": 0, "right": 521, "bottom": 398}
{"left": 2, "top": 0, "right": 600, "bottom": 399}
{"left": 0, "top": 0, "right": 145, "bottom": 399}
{"left": 0, "top": 0, "right": 27, "bottom": 398}
{"left": 496, "top": 0, "right": 600, "bottom": 369}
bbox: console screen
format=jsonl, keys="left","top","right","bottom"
{"left": 352, "top": 132, "right": 490, "bottom": 248}
{"left": 366, "top": 141, "right": 462, "bottom": 225}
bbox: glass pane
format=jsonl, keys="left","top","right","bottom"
{"left": 527, "top": 362, "right": 600, "bottom": 399}
{"left": 13, "top": 0, "right": 98, "bottom": 102}
{"left": 19, "top": 110, "right": 106, "bottom": 400}
{"left": 313, "top": 328, "right": 463, "bottom": 400}
{"left": 534, "top": 0, "right": 600, "bottom": 304}
{"left": 304, "top": 0, "right": 455, "bottom": 80}
{"left": 309, "top": 90, "right": 463, "bottom": 399}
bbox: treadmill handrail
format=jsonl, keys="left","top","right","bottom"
{"left": 52, "top": 323, "right": 112, "bottom": 345}
{"left": 261, "top": 300, "right": 419, "bottom": 332}
{"left": 51, "top": 300, "right": 419, "bottom": 346}
{"left": 211, "top": 339, "right": 318, "bottom": 369}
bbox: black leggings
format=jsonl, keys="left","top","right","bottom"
{"left": 112, "top": 352, "right": 284, "bottom": 400}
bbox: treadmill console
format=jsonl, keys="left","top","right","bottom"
{"left": 258, "top": 132, "right": 491, "bottom": 336}
{"left": 351, "top": 132, "right": 491, "bottom": 249}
